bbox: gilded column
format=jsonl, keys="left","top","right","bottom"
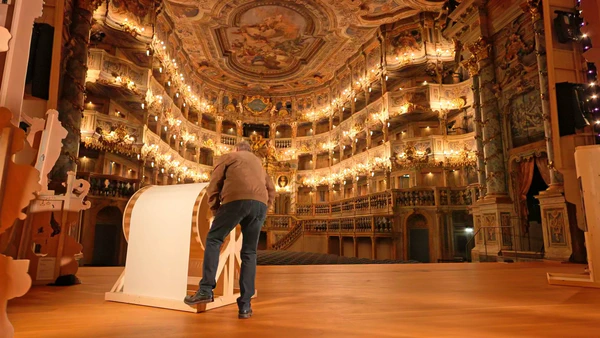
{"left": 528, "top": 0, "right": 559, "bottom": 187}
{"left": 382, "top": 120, "right": 389, "bottom": 142}
{"left": 236, "top": 119, "right": 243, "bottom": 142}
{"left": 291, "top": 122, "right": 298, "bottom": 149}
{"left": 182, "top": 104, "right": 189, "bottom": 120}
{"left": 385, "top": 168, "right": 392, "bottom": 189}
{"left": 463, "top": 55, "right": 486, "bottom": 196}
{"left": 215, "top": 115, "right": 223, "bottom": 146}
{"left": 290, "top": 171, "right": 297, "bottom": 214}
{"left": 49, "top": 0, "right": 104, "bottom": 190}
{"left": 270, "top": 122, "right": 277, "bottom": 140}
{"left": 468, "top": 38, "right": 505, "bottom": 196}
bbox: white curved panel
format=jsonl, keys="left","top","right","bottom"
{"left": 123, "top": 183, "right": 209, "bottom": 301}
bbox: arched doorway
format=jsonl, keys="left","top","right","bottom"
{"left": 407, "top": 213, "right": 430, "bottom": 263}
{"left": 92, "top": 206, "right": 126, "bottom": 266}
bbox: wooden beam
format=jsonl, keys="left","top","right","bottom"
{"left": 46, "top": 0, "right": 64, "bottom": 110}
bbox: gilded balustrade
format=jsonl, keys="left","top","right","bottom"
{"left": 265, "top": 215, "right": 292, "bottom": 229}
{"left": 298, "top": 215, "right": 394, "bottom": 234}
{"left": 220, "top": 134, "right": 237, "bottom": 146}
{"left": 295, "top": 187, "right": 475, "bottom": 218}
{"left": 274, "top": 138, "right": 292, "bottom": 149}
{"left": 77, "top": 172, "right": 139, "bottom": 199}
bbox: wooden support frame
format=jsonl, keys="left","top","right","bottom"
{"left": 105, "top": 184, "right": 255, "bottom": 313}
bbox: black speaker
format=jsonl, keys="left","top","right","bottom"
{"left": 556, "top": 82, "right": 590, "bottom": 136}
{"left": 553, "top": 11, "right": 581, "bottom": 44}
{"left": 26, "top": 23, "right": 54, "bottom": 100}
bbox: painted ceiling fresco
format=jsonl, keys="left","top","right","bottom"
{"left": 158, "top": 0, "right": 445, "bottom": 94}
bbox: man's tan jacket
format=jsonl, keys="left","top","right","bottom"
{"left": 206, "top": 150, "right": 276, "bottom": 211}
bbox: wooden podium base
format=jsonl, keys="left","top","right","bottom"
{"left": 105, "top": 287, "right": 253, "bottom": 313}
{"left": 105, "top": 270, "right": 256, "bottom": 313}
{"left": 547, "top": 272, "right": 600, "bottom": 288}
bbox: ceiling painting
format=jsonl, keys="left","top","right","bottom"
{"left": 223, "top": 5, "right": 317, "bottom": 75}
{"left": 153, "top": 0, "right": 444, "bottom": 95}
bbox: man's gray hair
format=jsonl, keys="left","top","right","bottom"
{"left": 235, "top": 141, "right": 252, "bottom": 152}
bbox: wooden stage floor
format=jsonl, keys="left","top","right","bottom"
{"left": 8, "top": 262, "right": 600, "bottom": 338}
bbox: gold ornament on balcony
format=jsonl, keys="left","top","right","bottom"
{"left": 443, "top": 147, "right": 477, "bottom": 169}
{"left": 395, "top": 145, "right": 431, "bottom": 169}
{"left": 84, "top": 125, "right": 139, "bottom": 157}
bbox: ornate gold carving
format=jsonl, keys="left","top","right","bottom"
{"left": 462, "top": 55, "right": 480, "bottom": 76}
{"left": 546, "top": 209, "right": 566, "bottom": 245}
{"left": 243, "top": 96, "right": 273, "bottom": 116}
{"left": 395, "top": 145, "right": 430, "bottom": 169}
{"left": 525, "top": 0, "right": 542, "bottom": 20}
{"left": 467, "top": 37, "right": 492, "bottom": 62}
{"left": 84, "top": 125, "right": 139, "bottom": 157}
{"left": 77, "top": 0, "right": 104, "bottom": 12}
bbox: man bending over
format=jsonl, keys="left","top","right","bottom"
{"left": 184, "top": 141, "right": 275, "bottom": 319}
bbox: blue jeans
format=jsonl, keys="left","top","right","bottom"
{"left": 199, "top": 199, "right": 267, "bottom": 310}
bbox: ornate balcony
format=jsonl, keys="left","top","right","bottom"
{"left": 87, "top": 48, "right": 151, "bottom": 94}
{"left": 296, "top": 187, "right": 477, "bottom": 218}
{"left": 264, "top": 215, "right": 293, "bottom": 229}
{"left": 300, "top": 215, "right": 394, "bottom": 235}
{"left": 76, "top": 172, "right": 140, "bottom": 199}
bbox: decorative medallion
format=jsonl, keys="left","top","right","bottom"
{"left": 243, "top": 95, "right": 273, "bottom": 116}
{"left": 277, "top": 175, "right": 289, "bottom": 188}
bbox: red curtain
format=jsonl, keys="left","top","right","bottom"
{"left": 535, "top": 156, "right": 551, "bottom": 186}
{"left": 517, "top": 159, "right": 535, "bottom": 233}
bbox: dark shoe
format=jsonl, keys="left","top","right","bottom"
{"left": 238, "top": 308, "right": 253, "bottom": 319}
{"left": 184, "top": 290, "right": 214, "bottom": 305}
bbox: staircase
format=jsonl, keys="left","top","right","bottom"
{"left": 269, "top": 218, "right": 302, "bottom": 250}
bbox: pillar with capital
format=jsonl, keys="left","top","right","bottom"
{"left": 466, "top": 36, "right": 514, "bottom": 262}
{"left": 527, "top": 1, "right": 576, "bottom": 261}
{"left": 235, "top": 119, "right": 243, "bottom": 141}
{"left": 468, "top": 37, "right": 507, "bottom": 198}
{"left": 291, "top": 122, "right": 298, "bottom": 149}
{"left": 462, "top": 55, "right": 486, "bottom": 198}
{"left": 215, "top": 115, "right": 223, "bottom": 135}
{"left": 270, "top": 122, "right": 277, "bottom": 140}
{"left": 49, "top": 0, "right": 106, "bottom": 191}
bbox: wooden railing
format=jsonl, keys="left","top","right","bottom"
{"left": 274, "top": 138, "right": 292, "bottom": 149}
{"left": 270, "top": 219, "right": 303, "bottom": 250}
{"left": 296, "top": 187, "right": 478, "bottom": 217}
{"left": 300, "top": 215, "right": 394, "bottom": 234}
{"left": 77, "top": 172, "right": 140, "bottom": 199}
{"left": 221, "top": 134, "right": 237, "bottom": 146}
{"left": 265, "top": 215, "right": 293, "bottom": 229}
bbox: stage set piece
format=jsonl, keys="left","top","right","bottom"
{"left": 105, "top": 183, "right": 253, "bottom": 313}
{"left": 547, "top": 145, "right": 600, "bottom": 288}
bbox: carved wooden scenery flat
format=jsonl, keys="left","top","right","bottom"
{"left": 0, "top": 107, "right": 37, "bottom": 338}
